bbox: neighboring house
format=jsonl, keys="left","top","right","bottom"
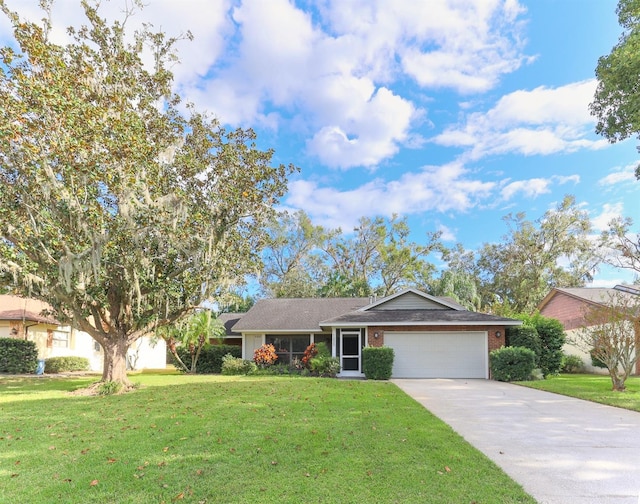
{"left": 216, "top": 312, "right": 243, "bottom": 347}
{"left": 538, "top": 285, "right": 640, "bottom": 374}
{"left": 230, "top": 288, "right": 521, "bottom": 379}
{"left": 0, "top": 295, "right": 166, "bottom": 372}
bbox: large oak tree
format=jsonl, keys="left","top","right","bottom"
{"left": 0, "top": 1, "right": 295, "bottom": 386}
{"left": 590, "top": 0, "right": 640, "bottom": 178}
{"left": 476, "top": 195, "right": 598, "bottom": 313}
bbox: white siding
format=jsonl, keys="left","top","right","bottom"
{"left": 562, "top": 329, "right": 607, "bottom": 375}
{"left": 243, "top": 334, "right": 263, "bottom": 360}
{"left": 384, "top": 331, "right": 487, "bottom": 378}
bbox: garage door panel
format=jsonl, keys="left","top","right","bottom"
{"left": 385, "top": 331, "right": 487, "bottom": 379}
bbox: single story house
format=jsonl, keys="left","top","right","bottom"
{"left": 230, "top": 288, "right": 521, "bottom": 379}
{"left": 0, "top": 295, "right": 166, "bottom": 372}
{"left": 538, "top": 284, "right": 640, "bottom": 374}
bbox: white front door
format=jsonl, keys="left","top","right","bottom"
{"left": 339, "top": 329, "right": 363, "bottom": 377}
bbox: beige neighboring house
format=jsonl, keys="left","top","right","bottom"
{"left": 0, "top": 295, "right": 166, "bottom": 372}
{"left": 538, "top": 285, "right": 640, "bottom": 374}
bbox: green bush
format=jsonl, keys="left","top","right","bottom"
{"left": 221, "top": 354, "right": 257, "bottom": 375}
{"left": 309, "top": 355, "right": 340, "bottom": 377}
{"left": 174, "top": 344, "right": 241, "bottom": 373}
{"left": 362, "top": 346, "right": 395, "bottom": 380}
{"left": 97, "top": 381, "right": 122, "bottom": 395}
{"left": 0, "top": 338, "right": 38, "bottom": 373}
{"left": 250, "top": 363, "right": 302, "bottom": 376}
{"left": 507, "top": 327, "right": 541, "bottom": 366}
{"left": 561, "top": 354, "right": 584, "bottom": 373}
{"left": 490, "top": 346, "right": 536, "bottom": 382}
{"left": 534, "top": 317, "right": 566, "bottom": 376}
{"left": 44, "top": 356, "right": 90, "bottom": 373}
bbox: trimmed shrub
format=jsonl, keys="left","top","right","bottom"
{"left": 44, "top": 356, "right": 90, "bottom": 373}
{"left": 362, "top": 346, "right": 395, "bottom": 380}
{"left": 174, "top": 344, "right": 241, "bottom": 374}
{"left": 490, "top": 346, "right": 536, "bottom": 382}
{"left": 507, "top": 327, "right": 541, "bottom": 366}
{"left": 0, "top": 338, "right": 38, "bottom": 373}
{"left": 561, "top": 354, "right": 584, "bottom": 373}
{"left": 534, "top": 317, "right": 566, "bottom": 376}
{"left": 221, "top": 354, "right": 257, "bottom": 375}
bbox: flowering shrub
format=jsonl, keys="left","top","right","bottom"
{"left": 301, "top": 343, "right": 318, "bottom": 368}
{"left": 254, "top": 343, "right": 278, "bottom": 368}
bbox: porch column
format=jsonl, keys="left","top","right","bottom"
{"left": 331, "top": 328, "right": 336, "bottom": 357}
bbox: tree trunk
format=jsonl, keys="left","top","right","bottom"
{"left": 102, "top": 336, "right": 132, "bottom": 386}
{"left": 609, "top": 370, "right": 626, "bottom": 391}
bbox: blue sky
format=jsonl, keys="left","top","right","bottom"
{"left": 1, "top": 0, "right": 638, "bottom": 287}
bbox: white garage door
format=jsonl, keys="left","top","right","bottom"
{"left": 384, "top": 331, "right": 487, "bottom": 378}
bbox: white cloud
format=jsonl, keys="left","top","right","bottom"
{"left": 0, "top": 0, "right": 531, "bottom": 170}
{"left": 437, "top": 224, "right": 457, "bottom": 242}
{"left": 286, "top": 162, "right": 495, "bottom": 230}
{"left": 322, "top": 0, "right": 529, "bottom": 94}
{"left": 591, "top": 202, "right": 625, "bottom": 232}
{"left": 306, "top": 87, "right": 416, "bottom": 169}
{"left": 499, "top": 174, "right": 579, "bottom": 201}
{"left": 434, "top": 80, "right": 610, "bottom": 160}
{"left": 500, "top": 178, "right": 550, "bottom": 200}
{"left": 598, "top": 164, "right": 637, "bottom": 186}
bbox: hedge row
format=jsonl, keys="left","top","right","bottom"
{"left": 45, "top": 356, "right": 90, "bottom": 373}
{"left": 173, "top": 344, "right": 242, "bottom": 373}
{"left": 0, "top": 338, "right": 38, "bottom": 373}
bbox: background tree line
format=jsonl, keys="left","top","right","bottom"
{"left": 255, "top": 195, "right": 639, "bottom": 315}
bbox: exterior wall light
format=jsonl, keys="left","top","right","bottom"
{"left": 495, "top": 330, "right": 502, "bottom": 338}
{"left": 374, "top": 332, "right": 379, "bottom": 339}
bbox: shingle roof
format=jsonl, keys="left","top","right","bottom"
{"left": 538, "top": 286, "right": 640, "bottom": 310}
{"left": 321, "top": 309, "right": 521, "bottom": 326}
{"left": 232, "top": 297, "right": 370, "bottom": 332}
{"left": 217, "top": 312, "right": 243, "bottom": 336}
{"left": 0, "top": 295, "right": 61, "bottom": 325}
{"left": 232, "top": 293, "right": 521, "bottom": 332}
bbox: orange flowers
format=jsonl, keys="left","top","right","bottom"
{"left": 253, "top": 343, "right": 278, "bottom": 368}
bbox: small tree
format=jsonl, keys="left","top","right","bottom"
{"left": 160, "top": 310, "right": 225, "bottom": 373}
{"left": 571, "top": 292, "right": 640, "bottom": 391}
{"left": 534, "top": 316, "right": 566, "bottom": 377}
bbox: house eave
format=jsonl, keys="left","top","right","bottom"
{"left": 322, "top": 320, "right": 523, "bottom": 328}
{"left": 239, "top": 328, "right": 329, "bottom": 334}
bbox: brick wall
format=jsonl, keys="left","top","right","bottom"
{"left": 539, "top": 293, "right": 592, "bottom": 330}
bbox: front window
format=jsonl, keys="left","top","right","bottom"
{"left": 52, "top": 331, "right": 69, "bottom": 348}
{"left": 266, "top": 335, "right": 310, "bottom": 364}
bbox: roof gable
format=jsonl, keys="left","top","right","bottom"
{"left": 538, "top": 285, "right": 640, "bottom": 312}
{"left": 362, "top": 288, "right": 462, "bottom": 311}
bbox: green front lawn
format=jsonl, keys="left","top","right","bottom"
{"left": 0, "top": 375, "right": 535, "bottom": 504}
{"left": 517, "top": 374, "right": 640, "bottom": 412}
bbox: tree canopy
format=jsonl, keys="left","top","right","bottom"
{"left": 590, "top": 0, "right": 640, "bottom": 178}
{"left": 0, "top": 1, "right": 295, "bottom": 386}
{"left": 259, "top": 212, "right": 442, "bottom": 298}
{"left": 475, "top": 195, "right": 597, "bottom": 313}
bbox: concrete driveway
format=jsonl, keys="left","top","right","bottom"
{"left": 393, "top": 379, "right": 640, "bottom": 504}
